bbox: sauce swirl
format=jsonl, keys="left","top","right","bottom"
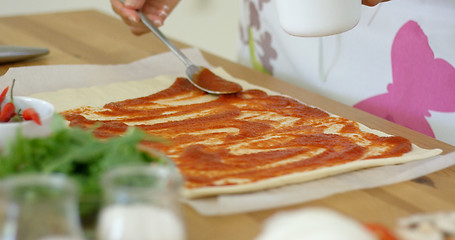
{"left": 62, "top": 78, "right": 412, "bottom": 189}
{"left": 192, "top": 68, "right": 242, "bottom": 93}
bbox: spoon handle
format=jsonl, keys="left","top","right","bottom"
{"left": 138, "top": 12, "right": 193, "bottom": 67}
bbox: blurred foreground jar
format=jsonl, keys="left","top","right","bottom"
{"left": 0, "top": 174, "right": 86, "bottom": 240}
{"left": 96, "top": 164, "right": 185, "bottom": 240}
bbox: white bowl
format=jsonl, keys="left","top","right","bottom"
{"left": 276, "top": 0, "right": 361, "bottom": 37}
{"left": 0, "top": 96, "right": 55, "bottom": 150}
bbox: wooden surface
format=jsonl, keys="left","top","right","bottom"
{"left": 1, "top": 10, "right": 454, "bottom": 240}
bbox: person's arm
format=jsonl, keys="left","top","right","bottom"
{"left": 110, "top": 0, "right": 180, "bottom": 35}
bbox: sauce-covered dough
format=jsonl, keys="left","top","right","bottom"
{"left": 62, "top": 78, "right": 412, "bottom": 195}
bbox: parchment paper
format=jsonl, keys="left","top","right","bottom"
{"left": 1, "top": 48, "right": 454, "bottom": 216}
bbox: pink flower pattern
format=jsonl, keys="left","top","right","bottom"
{"left": 240, "top": 2, "right": 455, "bottom": 139}
{"left": 354, "top": 21, "right": 455, "bottom": 137}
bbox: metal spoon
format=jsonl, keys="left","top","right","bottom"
{"left": 136, "top": 11, "right": 242, "bottom": 94}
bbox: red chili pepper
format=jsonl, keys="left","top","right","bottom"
{"left": 364, "top": 223, "right": 398, "bottom": 240}
{"left": 0, "top": 86, "right": 8, "bottom": 105}
{"left": 0, "top": 102, "right": 16, "bottom": 122}
{"left": 22, "top": 108, "right": 42, "bottom": 125}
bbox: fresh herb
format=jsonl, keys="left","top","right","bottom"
{"left": 0, "top": 114, "right": 166, "bottom": 217}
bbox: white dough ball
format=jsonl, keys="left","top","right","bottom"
{"left": 255, "top": 207, "right": 377, "bottom": 240}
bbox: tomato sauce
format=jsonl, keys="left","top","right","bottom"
{"left": 62, "top": 78, "right": 412, "bottom": 189}
{"left": 192, "top": 68, "right": 242, "bottom": 93}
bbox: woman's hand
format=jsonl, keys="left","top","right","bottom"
{"left": 110, "top": 0, "right": 180, "bottom": 35}
{"left": 362, "top": 0, "right": 390, "bottom": 6}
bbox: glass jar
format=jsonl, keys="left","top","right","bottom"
{"left": 0, "top": 174, "right": 86, "bottom": 240}
{"left": 96, "top": 164, "right": 185, "bottom": 240}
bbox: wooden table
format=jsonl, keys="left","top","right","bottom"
{"left": 1, "top": 10, "right": 454, "bottom": 240}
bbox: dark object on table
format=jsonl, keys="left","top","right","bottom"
{"left": 0, "top": 45, "right": 49, "bottom": 64}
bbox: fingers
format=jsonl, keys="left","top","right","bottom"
{"left": 140, "top": 0, "right": 179, "bottom": 26}
{"left": 142, "top": 4, "right": 171, "bottom": 27}
{"left": 123, "top": 0, "right": 147, "bottom": 9}
{"left": 362, "top": 0, "right": 390, "bottom": 7}
{"left": 111, "top": 0, "right": 180, "bottom": 35}
{"left": 111, "top": 0, "right": 139, "bottom": 22}
{"left": 129, "top": 25, "right": 151, "bottom": 35}
{"left": 111, "top": 0, "right": 149, "bottom": 35}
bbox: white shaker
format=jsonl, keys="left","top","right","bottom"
{"left": 96, "top": 164, "right": 185, "bottom": 240}
{"left": 276, "top": 0, "right": 362, "bottom": 37}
